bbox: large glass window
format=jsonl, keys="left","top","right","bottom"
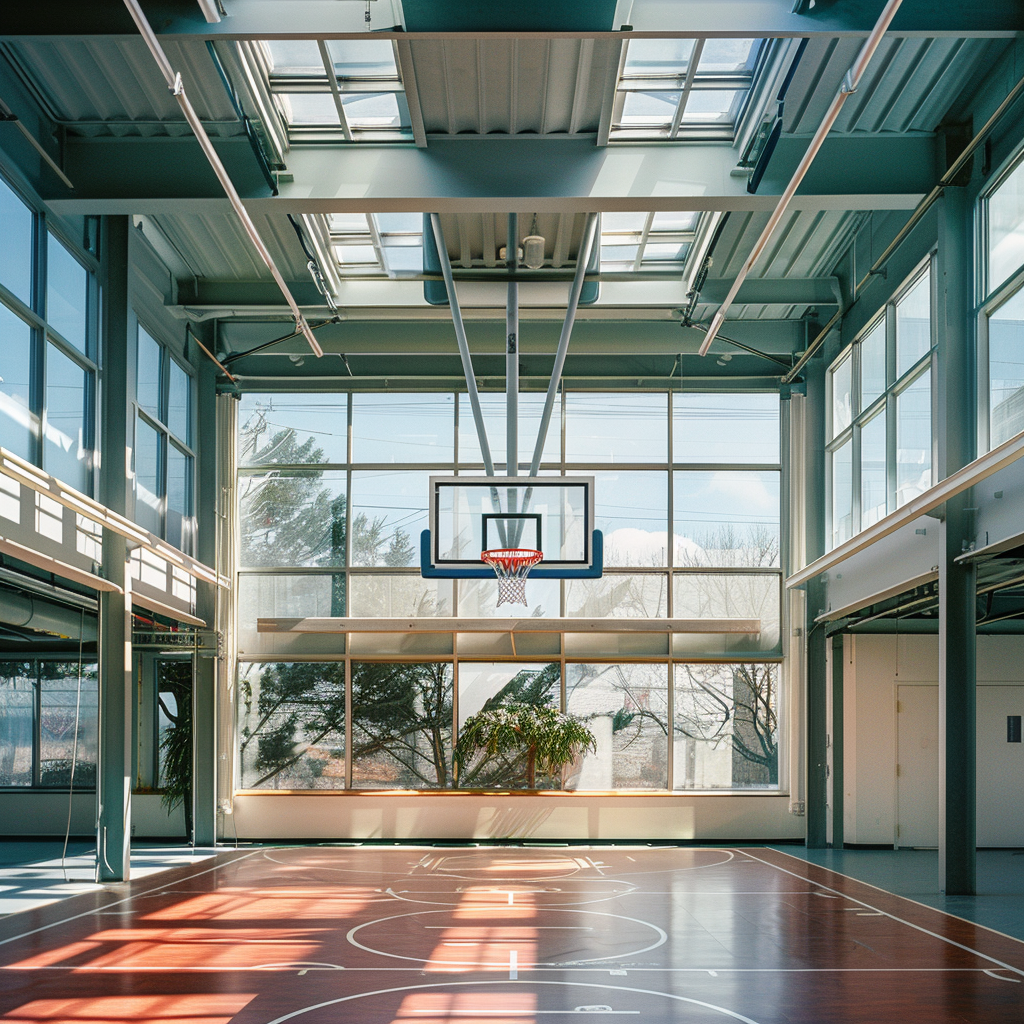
{"left": 351, "top": 662, "right": 453, "bottom": 788}
{"left": 0, "top": 199, "right": 97, "bottom": 495}
{"left": 566, "top": 664, "right": 669, "bottom": 789}
{"left": 674, "top": 471, "right": 780, "bottom": 568}
{"left": 238, "top": 662, "right": 346, "bottom": 790}
{"left": 673, "top": 393, "right": 779, "bottom": 464}
{"left": 986, "top": 153, "right": 1024, "bottom": 294}
{"left": 133, "top": 324, "right": 195, "bottom": 549}
{"left": 352, "top": 394, "right": 453, "bottom": 463}
{"left": 0, "top": 303, "right": 36, "bottom": 462}
{"left": 988, "top": 285, "right": 1024, "bottom": 447}
{"left": 235, "top": 657, "right": 779, "bottom": 793}
{"left": 0, "top": 177, "right": 32, "bottom": 307}
{"left": 896, "top": 369, "right": 932, "bottom": 507}
{"left": 237, "top": 389, "right": 781, "bottom": 630}
{"left": 566, "top": 393, "right": 667, "bottom": 463}
{"left": 0, "top": 660, "right": 98, "bottom": 789}
{"left": 44, "top": 342, "right": 90, "bottom": 493}
{"left": 827, "top": 263, "right": 933, "bottom": 548}
{"left": 674, "top": 663, "right": 778, "bottom": 789}
{"left": 46, "top": 234, "right": 89, "bottom": 354}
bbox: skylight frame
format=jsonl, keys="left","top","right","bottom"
{"left": 260, "top": 38, "right": 414, "bottom": 143}
{"left": 600, "top": 211, "right": 702, "bottom": 274}
{"left": 610, "top": 37, "right": 768, "bottom": 142}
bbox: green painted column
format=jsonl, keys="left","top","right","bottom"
{"left": 831, "top": 633, "right": 845, "bottom": 848}
{"left": 96, "top": 216, "right": 133, "bottom": 882}
{"left": 805, "top": 350, "right": 829, "bottom": 849}
{"left": 937, "top": 186, "right": 977, "bottom": 894}
{"left": 192, "top": 353, "right": 218, "bottom": 846}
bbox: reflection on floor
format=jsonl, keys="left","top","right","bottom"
{"left": 779, "top": 846, "right": 1024, "bottom": 942}
{"left": 0, "top": 845, "right": 1021, "bottom": 1023}
{"left": 0, "top": 842, "right": 217, "bottom": 918}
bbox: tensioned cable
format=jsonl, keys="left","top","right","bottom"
{"left": 60, "top": 608, "right": 86, "bottom": 882}
{"left": 120, "top": 0, "right": 324, "bottom": 359}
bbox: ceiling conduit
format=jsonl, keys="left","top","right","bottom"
{"left": 121, "top": 0, "right": 324, "bottom": 359}
{"left": 699, "top": 0, "right": 905, "bottom": 357}
{"left": 0, "top": 588, "right": 97, "bottom": 641}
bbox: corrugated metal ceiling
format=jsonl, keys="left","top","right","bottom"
{"left": 434, "top": 212, "right": 589, "bottom": 267}
{"left": 0, "top": 38, "right": 241, "bottom": 137}
{"left": 146, "top": 212, "right": 311, "bottom": 282}
{"left": 784, "top": 35, "right": 1005, "bottom": 135}
{"left": 404, "top": 37, "right": 620, "bottom": 136}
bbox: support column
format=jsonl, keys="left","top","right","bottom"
{"left": 506, "top": 213, "right": 519, "bottom": 477}
{"left": 936, "top": 186, "right": 976, "bottom": 894}
{"left": 192, "top": 353, "right": 218, "bottom": 846}
{"left": 831, "top": 633, "right": 845, "bottom": 848}
{"left": 805, "top": 348, "right": 828, "bottom": 849}
{"left": 96, "top": 216, "right": 133, "bottom": 882}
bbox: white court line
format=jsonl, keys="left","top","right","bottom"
{"left": 3, "top": 965, "right": 1016, "bottom": 974}
{"left": 509, "top": 949, "right": 518, "bottom": 979}
{"left": 740, "top": 849, "right": 1024, "bottom": 980}
{"left": 259, "top": 980, "right": 766, "bottom": 1024}
{"left": 0, "top": 850, "right": 260, "bottom": 951}
{"left": 425, "top": 926, "right": 594, "bottom": 931}
{"left": 346, "top": 908, "right": 667, "bottom": 967}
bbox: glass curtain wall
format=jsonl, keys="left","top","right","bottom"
{"left": 133, "top": 324, "right": 196, "bottom": 552}
{"left": 982, "top": 150, "right": 1024, "bottom": 451}
{"left": 235, "top": 389, "right": 783, "bottom": 793}
{"left": 0, "top": 176, "right": 98, "bottom": 494}
{"left": 826, "top": 263, "right": 934, "bottom": 549}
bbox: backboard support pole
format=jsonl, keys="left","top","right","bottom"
{"left": 430, "top": 212, "right": 496, "bottom": 477}
{"left": 529, "top": 212, "right": 599, "bottom": 477}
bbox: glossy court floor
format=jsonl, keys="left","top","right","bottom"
{"left": 0, "top": 846, "right": 1021, "bottom": 1023}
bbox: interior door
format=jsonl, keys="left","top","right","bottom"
{"left": 896, "top": 684, "right": 938, "bottom": 848}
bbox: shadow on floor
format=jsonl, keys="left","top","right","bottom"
{"left": 0, "top": 841, "right": 217, "bottom": 918}
{"left": 775, "top": 846, "right": 1024, "bottom": 943}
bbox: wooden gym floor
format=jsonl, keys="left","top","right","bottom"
{"left": 0, "top": 845, "right": 1021, "bottom": 1023}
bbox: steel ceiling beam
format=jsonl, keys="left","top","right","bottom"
{"left": 44, "top": 136, "right": 933, "bottom": 213}
{"left": 1, "top": 1, "right": 1019, "bottom": 38}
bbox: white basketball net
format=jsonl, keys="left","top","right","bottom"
{"left": 482, "top": 548, "right": 543, "bottom": 607}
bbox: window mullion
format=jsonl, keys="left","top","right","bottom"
{"left": 318, "top": 40, "right": 354, "bottom": 142}
{"left": 669, "top": 38, "right": 704, "bottom": 139}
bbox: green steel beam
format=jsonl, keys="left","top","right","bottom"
{"left": 936, "top": 187, "right": 977, "bottom": 896}
{"left": 831, "top": 634, "right": 844, "bottom": 849}
{"left": 96, "top": 216, "right": 134, "bottom": 882}
{"left": 179, "top": 276, "right": 839, "bottom": 312}
{"left": 46, "top": 137, "right": 931, "bottom": 213}
{"left": 2, "top": 1, "right": 1019, "bottom": 39}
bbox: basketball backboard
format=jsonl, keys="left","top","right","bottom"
{"left": 421, "top": 475, "right": 602, "bottom": 579}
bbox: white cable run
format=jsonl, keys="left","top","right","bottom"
{"left": 121, "top": 0, "right": 324, "bottom": 359}
{"left": 699, "top": 0, "right": 905, "bottom": 357}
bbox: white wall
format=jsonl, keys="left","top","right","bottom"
{"left": 228, "top": 793, "right": 804, "bottom": 843}
{"left": 843, "top": 634, "right": 1024, "bottom": 847}
{"left": 0, "top": 793, "right": 184, "bottom": 838}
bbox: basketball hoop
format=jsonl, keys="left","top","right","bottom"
{"left": 481, "top": 548, "right": 543, "bottom": 607}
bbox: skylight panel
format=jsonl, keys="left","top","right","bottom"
{"left": 600, "top": 212, "right": 701, "bottom": 273}
{"left": 263, "top": 38, "right": 410, "bottom": 142}
{"left": 623, "top": 38, "right": 694, "bottom": 76}
{"left": 326, "top": 39, "right": 399, "bottom": 77}
{"left": 611, "top": 37, "right": 766, "bottom": 141}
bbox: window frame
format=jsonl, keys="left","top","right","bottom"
{"left": 0, "top": 178, "right": 99, "bottom": 495}
{"left": 133, "top": 322, "right": 197, "bottom": 552}
{"left": 826, "top": 257, "right": 936, "bottom": 549}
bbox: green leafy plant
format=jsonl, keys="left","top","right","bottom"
{"left": 454, "top": 702, "right": 597, "bottom": 790}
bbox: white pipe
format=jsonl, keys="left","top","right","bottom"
{"left": 698, "top": 0, "right": 905, "bottom": 357}
{"left": 195, "top": 0, "right": 222, "bottom": 23}
{"left": 121, "top": 0, "right": 323, "bottom": 359}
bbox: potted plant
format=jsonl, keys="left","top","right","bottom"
{"left": 454, "top": 701, "right": 597, "bottom": 789}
